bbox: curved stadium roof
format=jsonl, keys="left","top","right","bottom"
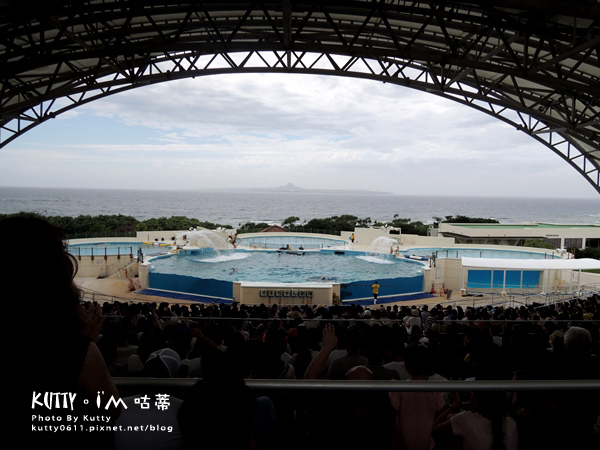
{"left": 1, "top": 0, "right": 599, "bottom": 192}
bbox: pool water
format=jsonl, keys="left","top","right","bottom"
{"left": 71, "top": 238, "right": 560, "bottom": 301}
{"left": 148, "top": 249, "right": 426, "bottom": 284}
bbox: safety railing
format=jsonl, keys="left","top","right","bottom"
{"left": 71, "top": 245, "right": 135, "bottom": 258}
{"left": 113, "top": 378, "right": 600, "bottom": 392}
{"left": 430, "top": 289, "right": 599, "bottom": 309}
{"left": 81, "top": 290, "right": 134, "bottom": 305}
{"left": 432, "top": 250, "right": 562, "bottom": 260}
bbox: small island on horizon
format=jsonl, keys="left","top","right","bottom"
{"left": 225, "top": 182, "right": 394, "bottom": 195}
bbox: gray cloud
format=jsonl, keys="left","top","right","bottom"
{"left": 0, "top": 73, "right": 596, "bottom": 198}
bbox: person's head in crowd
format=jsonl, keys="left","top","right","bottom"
{"left": 178, "top": 379, "right": 257, "bottom": 450}
{"left": 143, "top": 348, "right": 181, "bottom": 378}
{"left": 564, "top": 326, "right": 592, "bottom": 357}
{"left": 403, "top": 343, "right": 434, "bottom": 379}
{"left": 344, "top": 327, "right": 364, "bottom": 356}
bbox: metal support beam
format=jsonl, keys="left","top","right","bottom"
{"left": 0, "top": 1, "right": 598, "bottom": 192}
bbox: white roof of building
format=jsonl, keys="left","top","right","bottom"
{"left": 461, "top": 258, "right": 600, "bottom": 270}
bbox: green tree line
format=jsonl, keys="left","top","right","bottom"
{"left": 0, "top": 211, "right": 499, "bottom": 237}
{"left": 238, "top": 214, "right": 500, "bottom": 235}
{"left": 0, "top": 212, "right": 232, "bottom": 236}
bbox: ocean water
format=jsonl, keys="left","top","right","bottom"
{"left": 0, "top": 186, "right": 599, "bottom": 227}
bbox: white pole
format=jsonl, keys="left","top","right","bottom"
{"left": 520, "top": 270, "right": 524, "bottom": 290}
{"left": 569, "top": 270, "right": 573, "bottom": 294}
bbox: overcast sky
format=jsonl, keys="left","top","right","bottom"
{"left": 0, "top": 73, "right": 597, "bottom": 199}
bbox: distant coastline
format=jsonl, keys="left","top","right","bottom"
{"left": 221, "top": 182, "right": 394, "bottom": 195}
{"left": 1, "top": 186, "right": 598, "bottom": 226}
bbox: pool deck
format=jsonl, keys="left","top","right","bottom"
{"left": 74, "top": 238, "right": 565, "bottom": 310}
{"left": 75, "top": 275, "right": 528, "bottom": 310}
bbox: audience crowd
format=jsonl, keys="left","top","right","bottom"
{"left": 93, "top": 295, "right": 600, "bottom": 450}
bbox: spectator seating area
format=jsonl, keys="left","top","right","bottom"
{"left": 93, "top": 295, "right": 600, "bottom": 450}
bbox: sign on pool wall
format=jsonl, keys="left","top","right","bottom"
{"left": 238, "top": 282, "right": 334, "bottom": 305}
{"left": 259, "top": 289, "right": 313, "bottom": 298}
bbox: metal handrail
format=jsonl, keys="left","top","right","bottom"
{"left": 113, "top": 378, "right": 600, "bottom": 392}
{"left": 81, "top": 289, "right": 596, "bottom": 307}
{"left": 92, "top": 311, "right": 600, "bottom": 324}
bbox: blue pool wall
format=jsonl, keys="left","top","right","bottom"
{"left": 148, "top": 273, "right": 425, "bottom": 302}
{"left": 340, "top": 275, "right": 425, "bottom": 301}
{"left": 236, "top": 235, "right": 347, "bottom": 249}
{"left": 149, "top": 272, "right": 233, "bottom": 300}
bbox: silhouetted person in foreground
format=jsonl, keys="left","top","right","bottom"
{"left": 9, "top": 216, "right": 121, "bottom": 450}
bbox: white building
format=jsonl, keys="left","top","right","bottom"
{"left": 438, "top": 223, "right": 600, "bottom": 250}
